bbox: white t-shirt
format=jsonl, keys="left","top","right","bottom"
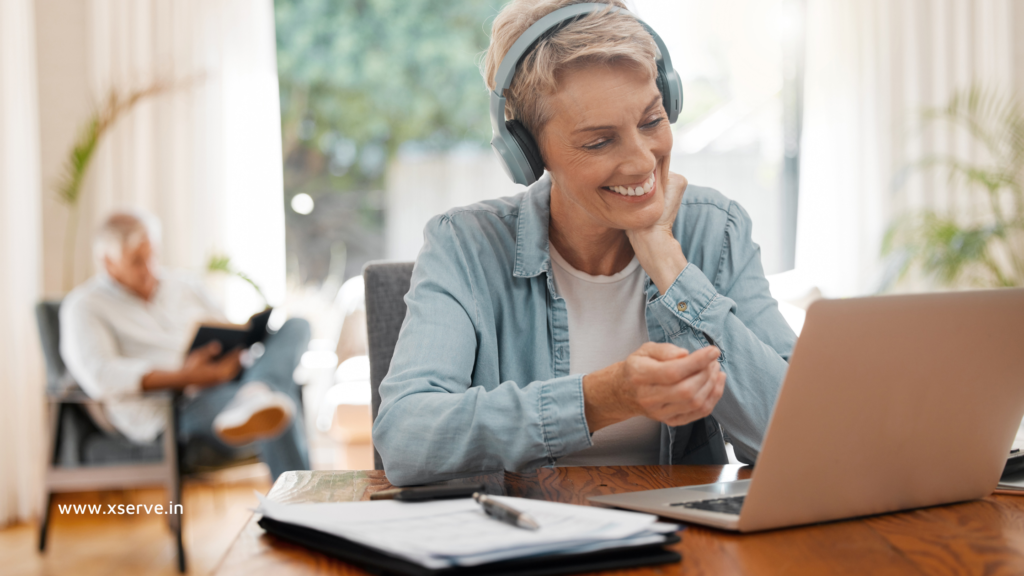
{"left": 60, "top": 272, "right": 225, "bottom": 443}
{"left": 549, "top": 245, "right": 662, "bottom": 466}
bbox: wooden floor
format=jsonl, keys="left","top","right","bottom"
{"left": 0, "top": 472, "right": 271, "bottom": 576}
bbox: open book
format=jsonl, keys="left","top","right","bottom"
{"left": 189, "top": 308, "right": 273, "bottom": 354}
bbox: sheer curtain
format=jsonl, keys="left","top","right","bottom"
{"left": 796, "top": 0, "right": 1024, "bottom": 297}
{"left": 0, "top": 0, "right": 45, "bottom": 526}
{"left": 63, "top": 0, "right": 285, "bottom": 320}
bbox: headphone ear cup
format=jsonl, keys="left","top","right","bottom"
{"left": 655, "top": 66, "right": 683, "bottom": 122}
{"left": 505, "top": 120, "right": 544, "bottom": 182}
{"left": 655, "top": 68, "right": 670, "bottom": 118}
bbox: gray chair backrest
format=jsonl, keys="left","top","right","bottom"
{"left": 362, "top": 261, "right": 415, "bottom": 471}
{"left": 36, "top": 301, "right": 72, "bottom": 396}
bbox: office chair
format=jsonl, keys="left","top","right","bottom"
{"left": 362, "top": 262, "right": 415, "bottom": 471}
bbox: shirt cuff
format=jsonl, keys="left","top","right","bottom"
{"left": 538, "top": 374, "right": 593, "bottom": 462}
{"left": 648, "top": 262, "right": 737, "bottom": 346}
{"left": 92, "top": 357, "right": 154, "bottom": 399}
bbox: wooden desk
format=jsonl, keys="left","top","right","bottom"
{"left": 213, "top": 465, "right": 1024, "bottom": 575}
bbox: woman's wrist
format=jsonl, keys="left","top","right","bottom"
{"left": 628, "top": 229, "right": 688, "bottom": 295}
{"left": 582, "top": 362, "right": 639, "bottom": 433}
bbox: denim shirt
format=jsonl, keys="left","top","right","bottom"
{"left": 374, "top": 175, "right": 796, "bottom": 486}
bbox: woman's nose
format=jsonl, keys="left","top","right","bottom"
{"left": 618, "top": 130, "right": 657, "bottom": 177}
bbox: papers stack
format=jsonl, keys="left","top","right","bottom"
{"left": 256, "top": 494, "right": 679, "bottom": 569}
{"left": 999, "top": 471, "right": 1024, "bottom": 492}
{"left": 998, "top": 424, "right": 1024, "bottom": 492}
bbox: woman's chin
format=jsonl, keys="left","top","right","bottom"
{"left": 607, "top": 207, "right": 662, "bottom": 232}
{"left": 598, "top": 186, "right": 663, "bottom": 225}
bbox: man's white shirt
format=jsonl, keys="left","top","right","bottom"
{"left": 60, "top": 271, "right": 225, "bottom": 443}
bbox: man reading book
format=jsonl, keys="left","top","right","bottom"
{"left": 60, "top": 211, "right": 309, "bottom": 480}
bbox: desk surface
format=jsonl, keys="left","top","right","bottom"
{"left": 213, "top": 465, "right": 1024, "bottom": 575}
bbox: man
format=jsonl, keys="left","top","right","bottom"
{"left": 60, "top": 211, "right": 309, "bottom": 480}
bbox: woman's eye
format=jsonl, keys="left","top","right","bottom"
{"left": 642, "top": 117, "right": 664, "bottom": 129}
{"left": 583, "top": 139, "right": 611, "bottom": 150}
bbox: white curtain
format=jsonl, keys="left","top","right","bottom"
{"left": 0, "top": 0, "right": 45, "bottom": 526}
{"left": 64, "top": 0, "right": 286, "bottom": 320}
{"left": 796, "top": 0, "right": 1023, "bottom": 297}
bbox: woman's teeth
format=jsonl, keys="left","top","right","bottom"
{"left": 606, "top": 173, "right": 655, "bottom": 196}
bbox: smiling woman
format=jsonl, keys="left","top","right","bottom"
{"left": 372, "top": 0, "right": 797, "bottom": 486}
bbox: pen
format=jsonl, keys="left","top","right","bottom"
{"left": 472, "top": 492, "right": 540, "bottom": 530}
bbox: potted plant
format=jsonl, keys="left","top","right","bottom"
{"left": 884, "top": 85, "right": 1024, "bottom": 289}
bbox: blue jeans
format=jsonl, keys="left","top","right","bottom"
{"left": 177, "top": 318, "right": 311, "bottom": 481}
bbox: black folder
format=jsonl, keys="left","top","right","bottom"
{"left": 188, "top": 308, "right": 273, "bottom": 354}
{"left": 258, "top": 516, "right": 682, "bottom": 576}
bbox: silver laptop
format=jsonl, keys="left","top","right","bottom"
{"left": 589, "top": 289, "right": 1024, "bottom": 532}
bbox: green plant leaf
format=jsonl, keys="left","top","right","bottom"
{"left": 888, "top": 83, "right": 1024, "bottom": 289}
{"left": 206, "top": 253, "right": 269, "bottom": 308}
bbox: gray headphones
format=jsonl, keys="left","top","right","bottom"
{"left": 489, "top": 2, "right": 683, "bottom": 185}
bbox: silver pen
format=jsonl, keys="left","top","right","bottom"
{"left": 472, "top": 492, "right": 540, "bottom": 530}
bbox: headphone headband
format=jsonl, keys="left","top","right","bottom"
{"left": 489, "top": 2, "right": 683, "bottom": 185}
{"left": 493, "top": 3, "right": 611, "bottom": 94}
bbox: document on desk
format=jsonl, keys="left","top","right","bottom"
{"left": 256, "top": 494, "right": 679, "bottom": 569}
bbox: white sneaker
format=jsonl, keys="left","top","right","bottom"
{"left": 213, "top": 381, "right": 296, "bottom": 446}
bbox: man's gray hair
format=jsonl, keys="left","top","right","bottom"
{"left": 92, "top": 210, "right": 163, "bottom": 265}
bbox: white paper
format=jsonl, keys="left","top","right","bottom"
{"left": 256, "top": 494, "right": 678, "bottom": 568}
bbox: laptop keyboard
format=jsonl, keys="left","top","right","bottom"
{"left": 671, "top": 495, "right": 745, "bottom": 515}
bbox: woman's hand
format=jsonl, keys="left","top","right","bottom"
{"left": 582, "top": 342, "right": 726, "bottom": 432}
{"left": 626, "top": 170, "right": 689, "bottom": 294}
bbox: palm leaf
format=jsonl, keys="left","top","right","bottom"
{"left": 57, "top": 80, "right": 187, "bottom": 291}
{"left": 55, "top": 115, "right": 100, "bottom": 205}
{"left": 925, "top": 85, "right": 1024, "bottom": 171}
{"left": 206, "top": 254, "right": 269, "bottom": 308}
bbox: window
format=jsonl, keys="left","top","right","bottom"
{"left": 633, "top": 0, "right": 804, "bottom": 273}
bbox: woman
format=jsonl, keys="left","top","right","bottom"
{"left": 373, "top": 0, "right": 796, "bottom": 486}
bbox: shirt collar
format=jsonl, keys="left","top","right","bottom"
{"left": 96, "top": 269, "right": 162, "bottom": 303}
{"left": 96, "top": 269, "right": 131, "bottom": 298}
{"left": 513, "top": 174, "right": 554, "bottom": 278}
{"left": 512, "top": 174, "right": 656, "bottom": 294}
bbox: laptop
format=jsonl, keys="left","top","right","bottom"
{"left": 589, "top": 289, "right": 1024, "bottom": 532}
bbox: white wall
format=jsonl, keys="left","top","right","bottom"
{"left": 35, "top": 0, "right": 92, "bottom": 298}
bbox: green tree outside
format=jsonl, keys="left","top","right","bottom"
{"left": 274, "top": 0, "right": 505, "bottom": 283}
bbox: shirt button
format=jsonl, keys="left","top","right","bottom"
{"left": 677, "top": 301, "right": 688, "bottom": 312}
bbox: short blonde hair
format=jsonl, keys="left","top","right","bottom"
{"left": 483, "top": 0, "right": 658, "bottom": 138}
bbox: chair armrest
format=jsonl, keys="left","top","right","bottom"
{"left": 47, "top": 388, "right": 100, "bottom": 405}
{"left": 47, "top": 387, "right": 178, "bottom": 405}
